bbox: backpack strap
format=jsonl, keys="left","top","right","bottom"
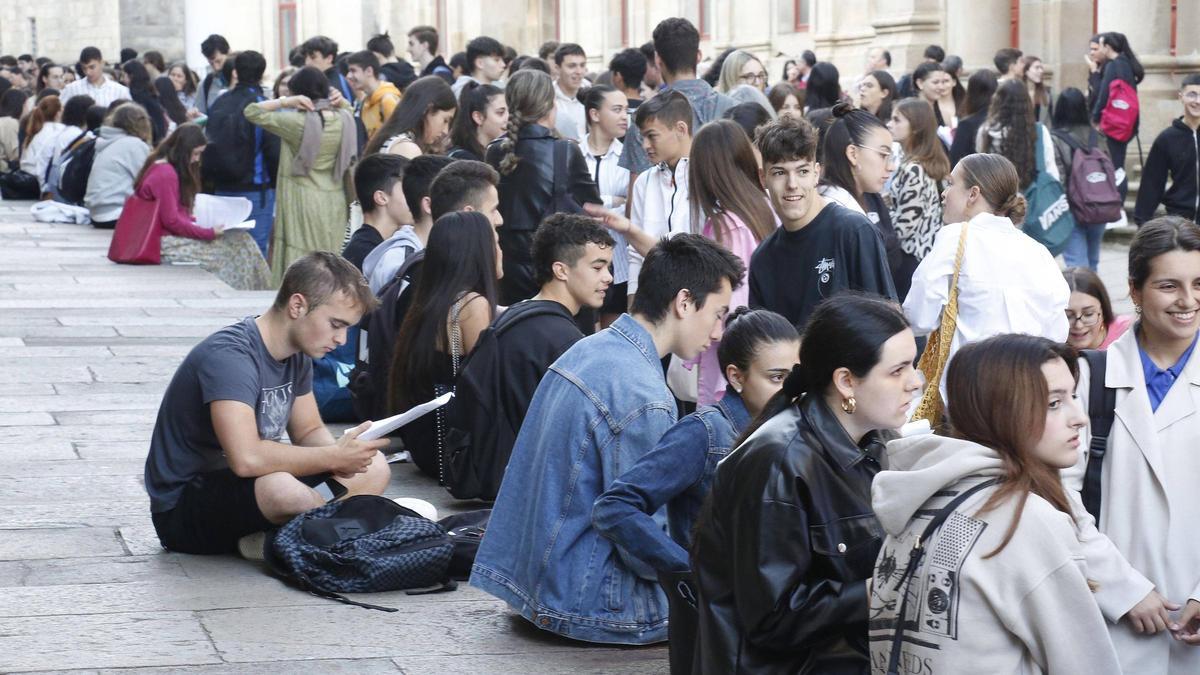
{"left": 886, "top": 478, "right": 999, "bottom": 675}
{"left": 1081, "top": 349, "right": 1116, "bottom": 521}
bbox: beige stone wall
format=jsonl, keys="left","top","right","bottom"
{"left": 0, "top": 0, "right": 122, "bottom": 65}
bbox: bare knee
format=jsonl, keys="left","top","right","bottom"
{"left": 341, "top": 451, "right": 391, "bottom": 497}
{"left": 255, "top": 472, "right": 322, "bottom": 524}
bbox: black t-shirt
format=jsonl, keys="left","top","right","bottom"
{"left": 341, "top": 225, "right": 384, "bottom": 272}
{"left": 748, "top": 201, "right": 897, "bottom": 328}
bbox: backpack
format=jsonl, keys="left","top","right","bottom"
{"left": 1081, "top": 349, "right": 1116, "bottom": 521}
{"left": 1099, "top": 79, "right": 1139, "bottom": 144}
{"left": 57, "top": 136, "right": 98, "bottom": 205}
{"left": 441, "top": 301, "right": 572, "bottom": 501}
{"left": 264, "top": 495, "right": 456, "bottom": 612}
{"left": 348, "top": 248, "right": 424, "bottom": 421}
{"left": 1023, "top": 124, "right": 1077, "bottom": 257}
{"left": 1051, "top": 129, "right": 1123, "bottom": 225}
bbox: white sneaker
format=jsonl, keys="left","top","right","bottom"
{"left": 237, "top": 531, "right": 267, "bottom": 561}
{"left": 392, "top": 497, "right": 438, "bottom": 521}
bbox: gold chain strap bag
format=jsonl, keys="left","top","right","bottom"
{"left": 912, "top": 222, "right": 969, "bottom": 425}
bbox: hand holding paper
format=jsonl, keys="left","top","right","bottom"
{"left": 359, "top": 392, "right": 454, "bottom": 442}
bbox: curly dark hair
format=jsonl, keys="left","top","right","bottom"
{"left": 979, "top": 80, "right": 1036, "bottom": 189}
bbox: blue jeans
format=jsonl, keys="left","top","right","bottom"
{"left": 1063, "top": 222, "right": 1106, "bottom": 271}
{"left": 216, "top": 188, "right": 275, "bottom": 258}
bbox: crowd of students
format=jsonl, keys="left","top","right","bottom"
{"left": 5, "top": 15, "right": 1200, "bottom": 674}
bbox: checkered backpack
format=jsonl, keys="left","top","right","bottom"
{"left": 265, "top": 495, "right": 456, "bottom": 611}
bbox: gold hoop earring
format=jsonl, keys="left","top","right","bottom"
{"left": 841, "top": 396, "right": 856, "bottom": 414}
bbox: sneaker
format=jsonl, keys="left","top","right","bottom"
{"left": 237, "top": 531, "right": 267, "bottom": 561}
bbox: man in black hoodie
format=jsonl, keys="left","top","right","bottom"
{"left": 406, "top": 26, "right": 454, "bottom": 84}
{"left": 1134, "top": 74, "right": 1200, "bottom": 225}
{"left": 366, "top": 33, "right": 418, "bottom": 91}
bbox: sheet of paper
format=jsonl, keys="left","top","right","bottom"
{"left": 223, "top": 220, "right": 256, "bottom": 231}
{"left": 192, "top": 194, "right": 252, "bottom": 230}
{"left": 358, "top": 392, "right": 454, "bottom": 441}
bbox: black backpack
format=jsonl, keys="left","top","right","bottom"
{"left": 442, "top": 300, "right": 572, "bottom": 501}
{"left": 57, "top": 136, "right": 97, "bottom": 205}
{"left": 1081, "top": 349, "right": 1117, "bottom": 521}
{"left": 348, "top": 249, "right": 423, "bottom": 421}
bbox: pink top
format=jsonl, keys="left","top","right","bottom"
{"left": 692, "top": 212, "right": 760, "bottom": 406}
{"left": 134, "top": 163, "right": 215, "bottom": 241}
{"left": 1100, "top": 314, "right": 1134, "bottom": 350}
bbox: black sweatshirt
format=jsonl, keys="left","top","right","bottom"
{"left": 1134, "top": 117, "right": 1200, "bottom": 225}
{"left": 748, "top": 201, "right": 897, "bottom": 328}
{"left": 1091, "top": 54, "right": 1138, "bottom": 130}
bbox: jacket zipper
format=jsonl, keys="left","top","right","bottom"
{"left": 666, "top": 164, "right": 680, "bottom": 233}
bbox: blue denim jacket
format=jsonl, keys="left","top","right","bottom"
{"left": 470, "top": 314, "right": 676, "bottom": 645}
{"left": 593, "top": 387, "right": 750, "bottom": 573}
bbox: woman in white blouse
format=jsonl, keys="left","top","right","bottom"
{"left": 905, "top": 152, "right": 1069, "bottom": 397}
{"left": 579, "top": 84, "right": 632, "bottom": 328}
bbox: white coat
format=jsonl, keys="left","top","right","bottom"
{"left": 1067, "top": 327, "right": 1200, "bottom": 675}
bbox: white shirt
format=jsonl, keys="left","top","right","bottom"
{"left": 583, "top": 134, "right": 631, "bottom": 284}
{"left": 904, "top": 211, "right": 1070, "bottom": 396}
{"left": 21, "top": 123, "right": 83, "bottom": 190}
{"left": 60, "top": 77, "right": 131, "bottom": 108}
{"left": 554, "top": 82, "right": 587, "bottom": 143}
{"left": 628, "top": 157, "right": 694, "bottom": 295}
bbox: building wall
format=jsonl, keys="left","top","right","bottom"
{"left": 0, "top": 0, "right": 122, "bottom": 64}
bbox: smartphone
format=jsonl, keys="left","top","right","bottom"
{"left": 313, "top": 478, "right": 348, "bottom": 502}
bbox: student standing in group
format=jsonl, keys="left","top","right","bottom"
{"left": 888, "top": 99, "right": 950, "bottom": 299}
{"left": 716, "top": 50, "right": 768, "bottom": 95}
{"left": 363, "top": 33, "right": 416, "bottom": 91}
{"left": 747, "top": 117, "right": 896, "bottom": 328}
{"left": 856, "top": 70, "right": 895, "bottom": 123}
{"left": 345, "top": 51, "right": 401, "bottom": 140}
{"left": 195, "top": 35, "right": 230, "bottom": 114}
{"left": 1050, "top": 87, "right": 1113, "bottom": 271}
{"left": 768, "top": 82, "right": 804, "bottom": 121}
{"left": 389, "top": 210, "right": 503, "bottom": 479}
{"left": 35, "top": 63, "right": 65, "bottom": 96}
{"left": 131, "top": 123, "right": 270, "bottom": 289}
{"left": 85, "top": 102, "right": 152, "bottom": 228}
{"left": 301, "top": 35, "right": 353, "bottom": 101}
{"left": 452, "top": 36, "right": 507, "bottom": 97}
{"left": 802, "top": 62, "right": 842, "bottom": 112}
{"left": 608, "top": 47, "right": 647, "bottom": 121}
{"left": 578, "top": 84, "right": 631, "bottom": 327}
{"left": 120, "top": 61, "right": 166, "bottom": 144}
{"left": 447, "top": 82, "right": 507, "bottom": 161}
{"left": 155, "top": 77, "right": 190, "bottom": 131}
{"left": 202, "top": 51, "right": 280, "bottom": 257}
{"left": 949, "top": 69, "right": 999, "bottom": 166}
{"left": 166, "top": 62, "right": 199, "bottom": 112}
{"left": 471, "top": 234, "right": 743, "bottom": 645}
{"left": 1062, "top": 266, "right": 1133, "bottom": 351}
{"left": 406, "top": 26, "right": 454, "bottom": 84}
{"left": 552, "top": 43, "right": 588, "bottom": 142}
{"left": 60, "top": 47, "right": 130, "bottom": 107}
{"left": 896, "top": 44, "right": 945, "bottom": 99}
{"left": 1134, "top": 74, "right": 1200, "bottom": 226}
{"left": 1092, "top": 31, "right": 1144, "bottom": 199}
{"left": 1022, "top": 55, "right": 1053, "bottom": 124}
{"left": 1066, "top": 217, "right": 1200, "bottom": 673}
{"left": 869, "top": 334, "right": 1123, "bottom": 674}
{"left": 363, "top": 76, "right": 456, "bottom": 158}
{"left": 244, "top": 66, "right": 357, "bottom": 283}
{"left": 690, "top": 294, "right": 922, "bottom": 673}
{"left": 978, "top": 80, "right": 1058, "bottom": 191}
{"left": 994, "top": 47, "right": 1025, "bottom": 82}
{"left": 487, "top": 69, "right": 601, "bottom": 304}
{"left": 913, "top": 62, "right": 955, "bottom": 143}
{"left": 362, "top": 154, "right": 455, "bottom": 293}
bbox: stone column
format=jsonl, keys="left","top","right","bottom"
{"left": 868, "top": 0, "right": 942, "bottom": 75}
{"left": 944, "top": 0, "right": 1009, "bottom": 74}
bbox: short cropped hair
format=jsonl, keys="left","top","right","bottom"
{"left": 79, "top": 47, "right": 102, "bottom": 64}
{"left": 801, "top": 50, "right": 817, "bottom": 67}
{"left": 631, "top": 234, "right": 745, "bottom": 324}
{"left": 532, "top": 214, "right": 616, "bottom": 286}
{"left": 234, "top": 51, "right": 266, "bottom": 86}
{"left": 408, "top": 26, "right": 440, "bottom": 53}
{"left": 554, "top": 43, "right": 586, "bottom": 66}
{"left": 1182, "top": 74, "right": 1200, "bottom": 89}
{"left": 635, "top": 90, "right": 694, "bottom": 134}
{"left": 608, "top": 48, "right": 647, "bottom": 90}
{"left": 201, "top": 35, "right": 230, "bottom": 59}
{"left": 994, "top": 48, "right": 1023, "bottom": 74}
{"left": 402, "top": 155, "right": 456, "bottom": 220}
{"left": 428, "top": 159, "right": 500, "bottom": 221}
{"left": 880, "top": 49, "right": 893, "bottom": 67}
{"left": 755, "top": 117, "right": 820, "bottom": 165}
{"left": 302, "top": 35, "right": 339, "bottom": 59}
{"left": 354, "top": 154, "right": 409, "bottom": 214}
{"left": 538, "top": 41, "right": 560, "bottom": 62}
{"left": 273, "top": 251, "right": 378, "bottom": 313}
{"left": 466, "top": 36, "right": 504, "bottom": 76}
{"left": 346, "top": 50, "right": 380, "bottom": 79}
{"left": 652, "top": 18, "right": 701, "bottom": 75}
{"left": 924, "top": 44, "right": 946, "bottom": 62}
{"left": 366, "top": 33, "right": 395, "bottom": 58}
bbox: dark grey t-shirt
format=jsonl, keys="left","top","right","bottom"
{"left": 144, "top": 317, "right": 313, "bottom": 513}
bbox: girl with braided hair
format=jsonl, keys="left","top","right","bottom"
{"left": 485, "top": 69, "right": 601, "bottom": 304}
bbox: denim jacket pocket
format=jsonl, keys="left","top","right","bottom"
{"left": 808, "top": 513, "right": 884, "bottom": 580}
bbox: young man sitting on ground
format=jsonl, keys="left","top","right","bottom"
{"left": 363, "top": 154, "right": 455, "bottom": 293}
{"left": 471, "top": 234, "right": 744, "bottom": 645}
{"left": 342, "top": 154, "right": 411, "bottom": 272}
{"left": 145, "top": 253, "right": 390, "bottom": 556}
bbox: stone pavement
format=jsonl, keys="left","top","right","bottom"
{"left": 0, "top": 202, "right": 667, "bottom": 674}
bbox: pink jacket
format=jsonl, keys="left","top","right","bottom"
{"left": 134, "top": 163, "right": 214, "bottom": 241}
{"left": 693, "top": 212, "right": 760, "bottom": 406}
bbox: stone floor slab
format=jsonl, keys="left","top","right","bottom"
{"left": 0, "top": 527, "right": 126, "bottom": 561}
{"left": 0, "top": 554, "right": 185, "bottom": 587}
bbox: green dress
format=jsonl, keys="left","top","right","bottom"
{"left": 244, "top": 102, "right": 352, "bottom": 285}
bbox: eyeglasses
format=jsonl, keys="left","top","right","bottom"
{"left": 1183, "top": 92, "right": 1200, "bottom": 102}
{"left": 739, "top": 72, "right": 767, "bottom": 84}
{"left": 855, "top": 144, "right": 897, "bottom": 167}
{"left": 1065, "top": 310, "right": 1102, "bottom": 327}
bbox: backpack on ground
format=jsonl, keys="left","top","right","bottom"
{"left": 348, "top": 249, "right": 424, "bottom": 421}
{"left": 1099, "top": 79, "right": 1139, "bottom": 144}
{"left": 1023, "top": 123, "right": 1076, "bottom": 257}
{"left": 264, "top": 495, "right": 457, "bottom": 612}
{"left": 1081, "top": 350, "right": 1116, "bottom": 521}
{"left": 58, "top": 136, "right": 98, "bottom": 205}
{"left": 1051, "top": 129, "right": 1123, "bottom": 225}
{"left": 441, "top": 301, "right": 572, "bottom": 501}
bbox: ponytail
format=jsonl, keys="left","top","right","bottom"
{"left": 496, "top": 70, "right": 556, "bottom": 175}
{"left": 998, "top": 192, "right": 1027, "bottom": 225}
{"left": 22, "top": 95, "right": 62, "bottom": 152}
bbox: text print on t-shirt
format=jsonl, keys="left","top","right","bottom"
{"left": 815, "top": 257, "right": 836, "bottom": 297}
{"left": 259, "top": 382, "right": 294, "bottom": 440}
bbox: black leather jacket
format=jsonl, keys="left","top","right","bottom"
{"left": 690, "top": 394, "right": 887, "bottom": 675}
{"left": 485, "top": 124, "right": 600, "bottom": 304}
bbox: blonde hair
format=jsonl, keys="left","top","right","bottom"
{"left": 495, "top": 69, "right": 557, "bottom": 175}
{"left": 718, "top": 50, "right": 764, "bottom": 94}
{"left": 105, "top": 103, "right": 153, "bottom": 145}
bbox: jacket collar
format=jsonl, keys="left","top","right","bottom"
{"left": 583, "top": 134, "right": 622, "bottom": 160}
{"left": 609, "top": 314, "right": 663, "bottom": 370}
{"left": 799, "top": 394, "right": 886, "bottom": 471}
{"left": 517, "top": 123, "right": 556, "bottom": 141}
{"left": 368, "top": 82, "right": 400, "bottom": 103}
{"left": 714, "top": 387, "right": 751, "bottom": 432}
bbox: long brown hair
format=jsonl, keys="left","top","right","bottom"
{"left": 689, "top": 119, "right": 775, "bottom": 245}
{"left": 22, "top": 94, "right": 62, "bottom": 152}
{"left": 363, "top": 75, "right": 457, "bottom": 156}
{"left": 945, "top": 334, "right": 1079, "bottom": 558}
{"left": 1021, "top": 55, "right": 1049, "bottom": 110}
{"left": 894, "top": 99, "right": 949, "bottom": 182}
{"left": 134, "top": 123, "right": 206, "bottom": 210}
{"left": 978, "top": 80, "right": 1036, "bottom": 189}
{"left": 493, "top": 69, "right": 556, "bottom": 175}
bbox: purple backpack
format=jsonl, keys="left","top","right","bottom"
{"left": 1053, "top": 129, "right": 1123, "bottom": 225}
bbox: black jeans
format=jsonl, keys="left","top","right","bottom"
{"left": 1107, "top": 135, "right": 1129, "bottom": 202}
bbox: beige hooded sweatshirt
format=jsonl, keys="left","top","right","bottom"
{"left": 867, "top": 434, "right": 1121, "bottom": 675}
